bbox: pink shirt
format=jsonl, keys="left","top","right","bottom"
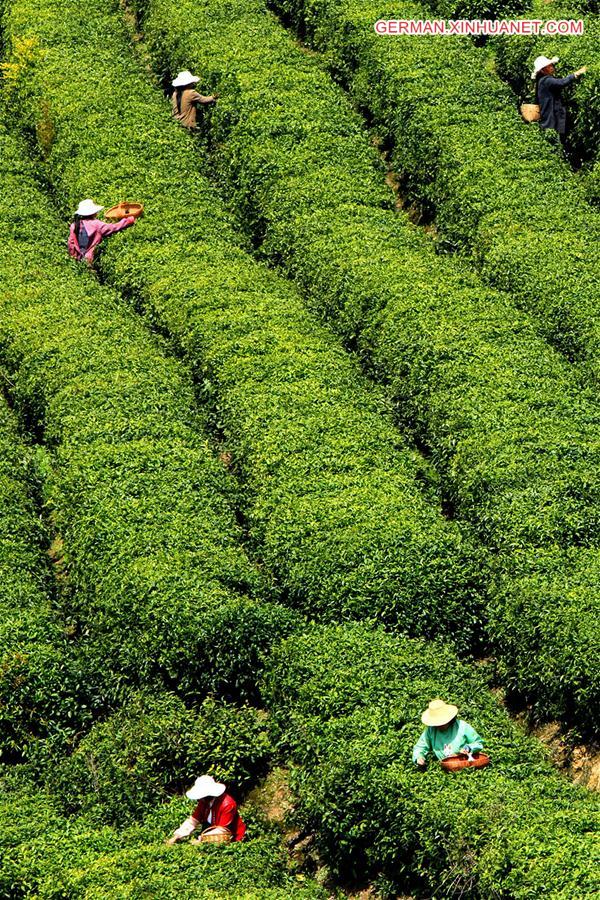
{"left": 68, "top": 215, "right": 135, "bottom": 262}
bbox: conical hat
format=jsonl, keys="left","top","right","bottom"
{"left": 421, "top": 698, "right": 458, "bottom": 727}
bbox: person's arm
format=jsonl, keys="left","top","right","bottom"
{"left": 67, "top": 224, "right": 79, "bottom": 259}
{"left": 96, "top": 215, "right": 136, "bottom": 237}
{"left": 166, "top": 814, "right": 200, "bottom": 844}
{"left": 412, "top": 728, "right": 431, "bottom": 765}
{"left": 544, "top": 74, "right": 577, "bottom": 91}
{"left": 461, "top": 722, "right": 484, "bottom": 753}
{"left": 188, "top": 89, "right": 217, "bottom": 104}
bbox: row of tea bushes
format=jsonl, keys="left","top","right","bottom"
{"left": 492, "top": 2, "right": 600, "bottom": 179}
{"left": 0, "top": 398, "right": 74, "bottom": 758}
{"left": 45, "top": 692, "right": 272, "bottom": 827}
{"left": 0, "top": 770, "right": 326, "bottom": 898}
{"left": 0, "top": 27, "right": 596, "bottom": 898}
{"left": 0, "top": 122, "right": 294, "bottom": 712}
{"left": 0, "top": 0, "right": 482, "bottom": 646}
{"left": 0, "top": 118, "right": 296, "bottom": 877}
{"left": 134, "top": 0, "right": 600, "bottom": 728}
{"left": 270, "top": 0, "right": 600, "bottom": 368}
{"left": 264, "top": 624, "right": 600, "bottom": 897}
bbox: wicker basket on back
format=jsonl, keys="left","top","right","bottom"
{"left": 520, "top": 103, "right": 541, "bottom": 123}
{"left": 440, "top": 751, "right": 491, "bottom": 772}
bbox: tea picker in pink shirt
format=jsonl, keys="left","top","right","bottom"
{"left": 68, "top": 198, "right": 135, "bottom": 264}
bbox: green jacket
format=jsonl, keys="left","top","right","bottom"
{"left": 412, "top": 719, "right": 483, "bottom": 763}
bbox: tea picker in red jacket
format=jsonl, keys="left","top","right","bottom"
{"left": 166, "top": 775, "right": 246, "bottom": 844}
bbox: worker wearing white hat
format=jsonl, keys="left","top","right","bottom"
{"left": 171, "top": 70, "right": 217, "bottom": 130}
{"left": 412, "top": 699, "right": 484, "bottom": 767}
{"left": 531, "top": 55, "right": 587, "bottom": 147}
{"left": 167, "top": 775, "right": 246, "bottom": 844}
{"left": 68, "top": 198, "right": 135, "bottom": 264}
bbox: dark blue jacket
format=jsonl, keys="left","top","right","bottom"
{"left": 536, "top": 74, "right": 576, "bottom": 133}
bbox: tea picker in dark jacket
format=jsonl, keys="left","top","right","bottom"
{"left": 532, "top": 55, "right": 587, "bottom": 147}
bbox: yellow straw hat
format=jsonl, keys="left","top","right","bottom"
{"left": 421, "top": 698, "right": 458, "bottom": 727}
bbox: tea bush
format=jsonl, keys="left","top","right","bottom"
{"left": 0, "top": 772, "right": 325, "bottom": 898}
{"left": 134, "top": 0, "right": 600, "bottom": 727}
{"left": 0, "top": 400, "right": 82, "bottom": 757}
{"left": 269, "top": 0, "right": 600, "bottom": 369}
{"left": 48, "top": 692, "right": 272, "bottom": 826}
{"left": 0, "top": 122, "right": 294, "bottom": 707}
{"left": 0, "top": 0, "right": 483, "bottom": 647}
{"left": 264, "top": 624, "right": 600, "bottom": 897}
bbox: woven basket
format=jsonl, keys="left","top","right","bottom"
{"left": 198, "top": 825, "right": 233, "bottom": 844}
{"left": 520, "top": 103, "right": 541, "bottom": 123}
{"left": 104, "top": 202, "right": 144, "bottom": 220}
{"left": 440, "top": 752, "right": 490, "bottom": 772}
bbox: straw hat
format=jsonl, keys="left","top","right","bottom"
{"left": 75, "top": 199, "right": 104, "bottom": 217}
{"left": 186, "top": 775, "right": 226, "bottom": 800}
{"left": 421, "top": 698, "right": 458, "bottom": 727}
{"left": 531, "top": 55, "right": 559, "bottom": 79}
{"left": 172, "top": 70, "right": 200, "bottom": 88}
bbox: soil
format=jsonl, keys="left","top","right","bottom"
{"left": 246, "top": 766, "right": 295, "bottom": 828}
{"left": 47, "top": 533, "right": 67, "bottom": 584}
{"left": 530, "top": 721, "right": 600, "bottom": 791}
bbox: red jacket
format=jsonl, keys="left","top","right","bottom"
{"left": 192, "top": 793, "right": 246, "bottom": 841}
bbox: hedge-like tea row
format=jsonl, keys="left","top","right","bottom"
{"left": 132, "top": 0, "right": 600, "bottom": 728}
{"left": 264, "top": 625, "right": 600, "bottom": 897}
{"left": 492, "top": 3, "right": 600, "bottom": 181}
{"left": 0, "top": 397, "right": 75, "bottom": 758}
{"left": 0, "top": 122, "right": 295, "bottom": 710}
{"left": 0, "top": 0, "right": 482, "bottom": 646}
{"left": 46, "top": 692, "right": 272, "bottom": 826}
{"left": 268, "top": 0, "right": 600, "bottom": 367}
{"left": 0, "top": 772, "right": 326, "bottom": 898}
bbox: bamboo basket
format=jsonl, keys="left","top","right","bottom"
{"left": 197, "top": 825, "right": 233, "bottom": 844}
{"left": 104, "top": 201, "right": 144, "bottom": 220}
{"left": 440, "top": 751, "right": 490, "bottom": 772}
{"left": 520, "top": 103, "right": 541, "bottom": 123}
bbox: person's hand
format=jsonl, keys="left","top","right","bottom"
{"left": 416, "top": 757, "right": 426, "bottom": 767}
{"left": 574, "top": 66, "right": 587, "bottom": 77}
{"left": 166, "top": 834, "right": 179, "bottom": 846}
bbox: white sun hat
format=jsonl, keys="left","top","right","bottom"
{"left": 172, "top": 70, "right": 200, "bottom": 88}
{"left": 531, "top": 55, "right": 559, "bottom": 79}
{"left": 75, "top": 199, "right": 104, "bottom": 217}
{"left": 186, "top": 775, "right": 226, "bottom": 801}
{"left": 421, "top": 698, "right": 459, "bottom": 727}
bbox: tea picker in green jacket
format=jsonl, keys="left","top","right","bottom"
{"left": 413, "top": 698, "right": 484, "bottom": 767}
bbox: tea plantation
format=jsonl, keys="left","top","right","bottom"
{"left": 0, "top": 0, "right": 597, "bottom": 894}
